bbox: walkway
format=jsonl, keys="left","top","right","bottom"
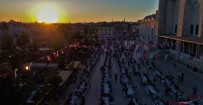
{"left": 85, "top": 55, "right": 104, "bottom": 105}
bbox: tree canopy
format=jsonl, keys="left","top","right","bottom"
{"left": 67, "top": 31, "right": 83, "bottom": 44}
{"left": 16, "top": 32, "right": 30, "bottom": 46}
{"left": 0, "top": 32, "right": 15, "bottom": 50}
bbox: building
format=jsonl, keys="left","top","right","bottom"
{"left": 158, "top": 0, "right": 203, "bottom": 70}
{"left": 97, "top": 25, "right": 114, "bottom": 39}
{"left": 139, "top": 11, "right": 158, "bottom": 48}
{"left": 0, "top": 23, "right": 2, "bottom": 36}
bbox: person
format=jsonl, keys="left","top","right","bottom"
{"left": 181, "top": 73, "right": 184, "bottom": 84}
{"left": 165, "top": 54, "right": 168, "bottom": 61}
{"left": 173, "top": 62, "right": 176, "bottom": 68}
{"left": 193, "top": 86, "right": 197, "bottom": 95}
{"left": 115, "top": 73, "right": 117, "bottom": 82}
{"left": 178, "top": 71, "right": 181, "bottom": 83}
{"left": 81, "top": 93, "right": 85, "bottom": 105}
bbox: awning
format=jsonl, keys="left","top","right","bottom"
{"left": 30, "top": 63, "right": 58, "bottom": 69}
{"left": 39, "top": 48, "right": 52, "bottom": 51}
{"left": 73, "top": 61, "right": 81, "bottom": 69}
{"left": 65, "top": 61, "right": 74, "bottom": 70}
{"left": 58, "top": 70, "right": 73, "bottom": 86}
{"left": 65, "top": 61, "right": 81, "bottom": 70}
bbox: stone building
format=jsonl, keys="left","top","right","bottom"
{"left": 139, "top": 11, "right": 158, "bottom": 47}
{"left": 158, "top": 0, "right": 203, "bottom": 70}
{"left": 97, "top": 25, "right": 114, "bottom": 39}
{"left": 158, "top": 0, "right": 203, "bottom": 56}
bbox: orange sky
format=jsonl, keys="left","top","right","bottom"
{"left": 0, "top": 0, "right": 158, "bottom": 23}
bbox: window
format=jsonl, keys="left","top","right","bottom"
{"left": 190, "top": 25, "right": 194, "bottom": 35}
{"left": 105, "top": 28, "right": 106, "bottom": 31}
{"left": 109, "top": 28, "right": 111, "bottom": 31}
{"left": 195, "top": 25, "right": 199, "bottom": 35}
{"left": 175, "top": 25, "right": 177, "bottom": 33}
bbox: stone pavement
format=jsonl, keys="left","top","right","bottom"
{"left": 85, "top": 55, "right": 103, "bottom": 105}
{"left": 60, "top": 46, "right": 203, "bottom": 105}
{"left": 148, "top": 50, "right": 203, "bottom": 97}
{"left": 156, "top": 60, "right": 203, "bottom": 97}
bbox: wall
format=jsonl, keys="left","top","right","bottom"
{"left": 98, "top": 27, "right": 114, "bottom": 38}
{"left": 139, "top": 16, "right": 158, "bottom": 45}
{"left": 183, "top": 0, "right": 200, "bottom": 35}
{"left": 158, "top": 0, "right": 180, "bottom": 35}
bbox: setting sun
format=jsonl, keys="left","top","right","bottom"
{"left": 37, "top": 7, "right": 59, "bottom": 23}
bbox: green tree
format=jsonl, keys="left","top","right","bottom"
{"left": 1, "top": 22, "right": 8, "bottom": 31}
{"left": 50, "top": 32, "right": 65, "bottom": 50}
{"left": 16, "top": 32, "right": 30, "bottom": 46}
{"left": 0, "top": 32, "right": 15, "bottom": 50}
{"left": 0, "top": 22, "right": 15, "bottom": 51}
{"left": 67, "top": 31, "right": 83, "bottom": 43}
{"left": 83, "top": 36, "right": 93, "bottom": 46}
{"left": 0, "top": 63, "right": 21, "bottom": 104}
{"left": 57, "top": 24, "right": 71, "bottom": 40}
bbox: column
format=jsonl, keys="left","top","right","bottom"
{"left": 198, "top": 0, "right": 203, "bottom": 37}
{"left": 188, "top": 43, "right": 191, "bottom": 54}
{"left": 177, "top": 0, "right": 186, "bottom": 37}
{"left": 182, "top": 42, "right": 185, "bottom": 53}
{"left": 197, "top": 44, "right": 200, "bottom": 57}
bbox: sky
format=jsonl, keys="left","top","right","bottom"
{"left": 0, "top": 0, "right": 158, "bottom": 23}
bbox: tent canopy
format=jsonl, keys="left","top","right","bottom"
{"left": 58, "top": 70, "right": 72, "bottom": 86}
{"left": 65, "top": 61, "right": 81, "bottom": 70}
{"left": 73, "top": 61, "right": 81, "bottom": 69}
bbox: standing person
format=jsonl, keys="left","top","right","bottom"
{"left": 193, "top": 86, "right": 197, "bottom": 95}
{"left": 181, "top": 73, "right": 184, "bottom": 84}
{"left": 81, "top": 93, "right": 85, "bottom": 105}
{"left": 157, "top": 54, "right": 161, "bottom": 61}
{"left": 165, "top": 54, "right": 168, "bottom": 61}
{"left": 178, "top": 71, "right": 181, "bottom": 83}
{"left": 173, "top": 62, "right": 176, "bottom": 68}
{"left": 115, "top": 73, "right": 117, "bottom": 82}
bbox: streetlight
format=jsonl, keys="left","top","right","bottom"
{"left": 25, "top": 66, "right": 29, "bottom": 71}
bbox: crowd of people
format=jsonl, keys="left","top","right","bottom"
{"left": 58, "top": 37, "right": 202, "bottom": 105}
{"left": 65, "top": 49, "right": 100, "bottom": 105}
{"left": 99, "top": 50, "right": 114, "bottom": 105}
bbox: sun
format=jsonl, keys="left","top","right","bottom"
{"left": 37, "top": 7, "right": 59, "bottom": 23}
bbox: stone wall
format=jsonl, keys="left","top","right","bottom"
{"left": 159, "top": 0, "right": 180, "bottom": 35}
{"left": 139, "top": 19, "right": 158, "bottom": 45}
{"left": 183, "top": 0, "right": 200, "bottom": 35}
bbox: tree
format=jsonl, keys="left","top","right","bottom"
{"left": 1, "top": 22, "right": 8, "bottom": 31}
{"left": 57, "top": 24, "right": 71, "bottom": 40}
{"left": 0, "top": 32, "right": 15, "bottom": 50}
{"left": 83, "top": 36, "right": 93, "bottom": 46}
{"left": 0, "top": 63, "right": 21, "bottom": 105}
{"left": 50, "top": 32, "right": 65, "bottom": 50}
{"left": 0, "top": 22, "right": 15, "bottom": 51}
{"left": 67, "top": 31, "right": 83, "bottom": 43}
{"left": 16, "top": 31, "right": 30, "bottom": 46}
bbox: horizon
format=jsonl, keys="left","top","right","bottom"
{"left": 0, "top": 19, "right": 140, "bottom": 24}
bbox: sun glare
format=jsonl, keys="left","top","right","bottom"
{"left": 37, "top": 7, "right": 59, "bottom": 23}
